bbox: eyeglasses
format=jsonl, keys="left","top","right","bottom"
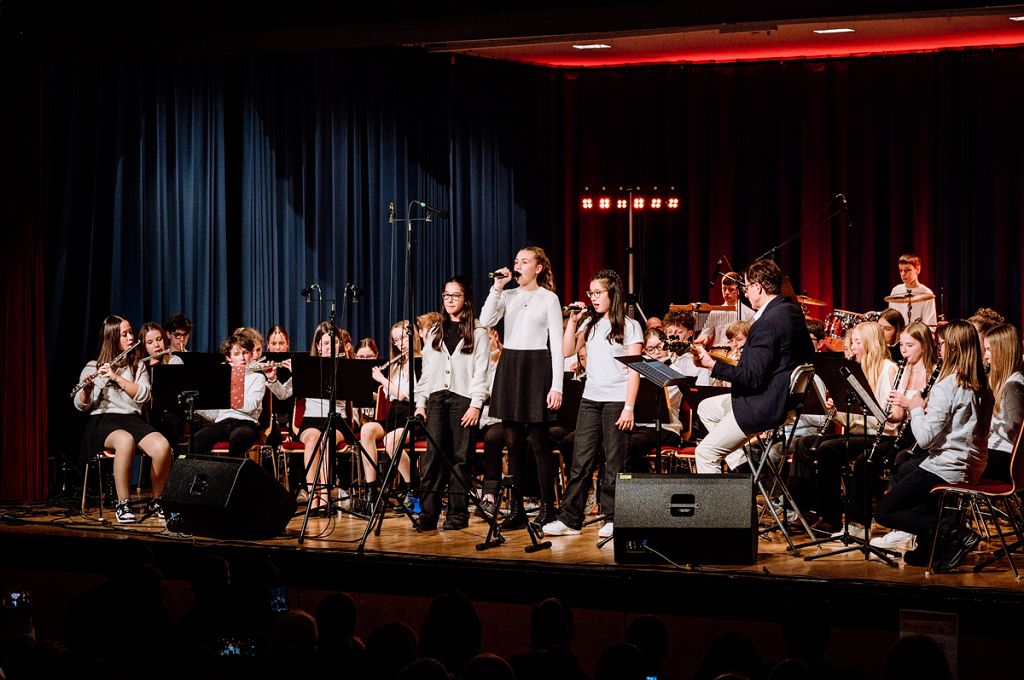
{"left": 644, "top": 343, "right": 663, "bottom": 351}
{"left": 171, "top": 331, "right": 190, "bottom": 339}
{"left": 441, "top": 293, "right": 464, "bottom": 301}
{"left": 585, "top": 289, "right": 608, "bottom": 299}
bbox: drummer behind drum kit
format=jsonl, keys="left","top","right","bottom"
{"left": 816, "top": 291, "right": 936, "bottom": 349}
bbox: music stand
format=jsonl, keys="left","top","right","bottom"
{"left": 616, "top": 357, "right": 693, "bottom": 474}
{"left": 290, "top": 354, "right": 378, "bottom": 539}
{"left": 151, "top": 362, "right": 232, "bottom": 455}
{"left": 798, "top": 356, "right": 901, "bottom": 567}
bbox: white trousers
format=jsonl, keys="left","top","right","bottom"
{"left": 695, "top": 393, "right": 750, "bottom": 473}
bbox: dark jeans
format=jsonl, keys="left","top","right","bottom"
{"left": 193, "top": 418, "right": 260, "bottom": 458}
{"left": 874, "top": 464, "right": 945, "bottom": 538}
{"left": 420, "top": 391, "right": 475, "bottom": 521}
{"left": 558, "top": 399, "right": 629, "bottom": 530}
{"left": 788, "top": 434, "right": 892, "bottom": 524}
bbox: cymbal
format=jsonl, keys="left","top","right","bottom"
{"left": 796, "top": 294, "right": 827, "bottom": 307}
{"left": 884, "top": 292, "right": 935, "bottom": 304}
{"left": 669, "top": 303, "right": 736, "bottom": 313}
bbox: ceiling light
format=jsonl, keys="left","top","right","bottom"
{"left": 572, "top": 43, "right": 611, "bottom": 50}
{"left": 814, "top": 28, "right": 856, "bottom": 34}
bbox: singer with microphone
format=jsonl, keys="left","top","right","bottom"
{"left": 479, "top": 246, "right": 564, "bottom": 530}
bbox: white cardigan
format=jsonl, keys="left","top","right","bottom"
{"left": 416, "top": 323, "right": 490, "bottom": 409}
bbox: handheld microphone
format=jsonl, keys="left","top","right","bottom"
{"left": 415, "top": 201, "right": 449, "bottom": 219}
{"left": 563, "top": 305, "right": 588, "bottom": 313}
{"left": 488, "top": 270, "right": 519, "bottom": 280}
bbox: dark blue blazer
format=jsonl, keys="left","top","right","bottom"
{"left": 710, "top": 296, "right": 814, "bottom": 435}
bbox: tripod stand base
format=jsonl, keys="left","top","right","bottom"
{"left": 801, "top": 532, "right": 902, "bottom": 568}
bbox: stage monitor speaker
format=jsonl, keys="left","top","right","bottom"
{"left": 614, "top": 473, "right": 756, "bottom": 565}
{"left": 162, "top": 455, "right": 296, "bottom": 539}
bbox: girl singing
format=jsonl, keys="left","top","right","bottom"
{"left": 543, "top": 270, "right": 642, "bottom": 538}
{"left": 414, "top": 276, "right": 490, "bottom": 531}
{"left": 480, "top": 246, "right": 563, "bottom": 530}
{"left": 74, "top": 316, "right": 173, "bottom": 524}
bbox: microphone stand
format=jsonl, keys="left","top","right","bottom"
{"left": 751, "top": 195, "right": 846, "bottom": 264}
{"left": 357, "top": 201, "right": 510, "bottom": 553}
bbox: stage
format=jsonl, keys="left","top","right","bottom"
{"left": 2, "top": 497, "right": 1023, "bottom": 677}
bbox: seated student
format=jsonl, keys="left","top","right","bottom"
{"left": 476, "top": 327, "right": 508, "bottom": 517}
{"left": 980, "top": 324, "right": 1024, "bottom": 483}
{"left": 877, "top": 308, "right": 907, "bottom": 363}
{"left": 193, "top": 332, "right": 268, "bottom": 458}
{"left": 263, "top": 325, "right": 293, "bottom": 446}
{"left": 74, "top": 315, "right": 173, "bottom": 523}
{"left": 139, "top": 321, "right": 185, "bottom": 451}
{"left": 165, "top": 313, "right": 193, "bottom": 352}
{"left": 627, "top": 328, "right": 685, "bottom": 472}
{"left": 265, "top": 323, "right": 349, "bottom": 513}
{"left": 874, "top": 320, "right": 993, "bottom": 569}
{"left": 663, "top": 310, "right": 711, "bottom": 387}
{"left": 710, "top": 320, "right": 750, "bottom": 388}
{"left": 359, "top": 321, "right": 421, "bottom": 506}
{"left": 968, "top": 307, "right": 1004, "bottom": 336}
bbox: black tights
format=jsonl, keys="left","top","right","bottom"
{"left": 503, "top": 421, "right": 555, "bottom": 503}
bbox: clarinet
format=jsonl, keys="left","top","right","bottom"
{"left": 807, "top": 406, "right": 838, "bottom": 453}
{"left": 896, "top": 359, "right": 943, "bottom": 452}
{"left": 866, "top": 359, "right": 907, "bottom": 463}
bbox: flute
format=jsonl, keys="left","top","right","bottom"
{"left": 142, "top": 347, "right": 175, "bottom": 364}
{"left": 246, "top": 359, "right": 290, "bottom": 372}
{"left": 70, "top": 340, "right": 142, "bottom": 397}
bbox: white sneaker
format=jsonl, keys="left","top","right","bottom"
{"left": 542, "top": 520, "right": 581, "bottom": 536}
{"left": 831, "top": 523, "right": 866, "bottom": 540}
{"left": 598, "top": 522, "right": 614, "bottom": 538}
{"left": 871, "top": 530, "right": 917, "bottom": 551}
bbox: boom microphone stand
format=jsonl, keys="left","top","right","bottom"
{"left": 357, "top": 201, "right": 512, "bottom": 553}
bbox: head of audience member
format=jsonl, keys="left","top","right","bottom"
{"left": 877, "top": 308, "right": 906, "bottom": 347}
{"left": 220, "top": 332, "right": 256, "bottom": 367}
{"left": 663, "top": 310, "right": 696, "bottom": 344}
{"left": 897, "top": 253, "right": 923, "bottom": 288}
{"left": 419, "top": 590, "right": 480, "bottom": 674}
{"left": 643, "top": 328, "right": 668, "bottom": 361}
{"left": 743, "top": 259, "right": 783, "bottom": 310}
{"left": 165, "top": 313, "right": 193, "bottom": 351}
{"left": 362, "top": 622, "right": 418, "bottom": 680}
{"left": 722, "top": 271, "right": 742, "bottom": 306}
{"left": 271, "top": 609, "right": 318, "bottom": 656}
{"left": 316, "top": 592, "right": 359, "bottom": 650}
{"left": 968, "top": 307, "right": 1004, "bottom": 336}
{"left": 725, "top": 320, "right": 751, "bottom": 355}
{"left": 693, "top": 630, "right": 763, "bottom": 680}
{"left": 882, "top": 635, "right": 951, "bottom": 680}
{"left": 462, "top": 653, "right": 515, "bottom": 680}
{"left": 397, "top": 658, "right": 450, "bottom": 680}
{"left": 266, "top": 325, "right": 290, "bottom": 353}
{"left": 624, "top": 615, "right": 669, "bottom": 679}
{"left": 645, "top": 316, "right": 663, "bottom": 331}
{"left": 139, "top": 321, "right": 173, "bottom": 364}
{"left": 595, "top": 641, "right": 645, "bottom": 680}
{"left": 355, "top": 337, "right": 379, "bottom": 359}
{"left": 531, "top": 598, "right": 574, "bottom": 651}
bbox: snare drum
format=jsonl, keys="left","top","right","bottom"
{"left": 823, "top": 309, "right": 865, "bottom": 340}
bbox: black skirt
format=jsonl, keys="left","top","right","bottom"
{"left": 80, "top": 413, "right": 158, "bottom": 463}
{"left": 490, "top": 348, "right": 555, "bottom": 424}
{"left": 382, "top": 400, "right": 412, "bottom": 432}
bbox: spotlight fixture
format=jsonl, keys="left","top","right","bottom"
{"left": 572, "top": 43, "right": 612, "bottom": 50}
{"left": 813, "top": 27, "right": 855, "bottom": 34}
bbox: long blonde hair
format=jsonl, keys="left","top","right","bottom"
{"left": 939, "top": 320, "right": 988, "bottom": 392}
{"left": 901, "top": 321, "right": 938, "bottom": 375}
{"left": 853, "top": 322, "right": 890, "bottom": 390}
{"left": 986, "top": 324, "right": 1022, "bottom": 413}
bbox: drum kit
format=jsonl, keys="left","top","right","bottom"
{"left": 813, "top": 291, "right": 936, "bottom": 349}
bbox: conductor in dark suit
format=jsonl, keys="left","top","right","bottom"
{"left": 693, "top": 259, "right": 814, "bottom": 473}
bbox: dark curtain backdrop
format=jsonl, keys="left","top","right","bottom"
{"left": 3, "top": 41, "right": 1022, "bottom": 499}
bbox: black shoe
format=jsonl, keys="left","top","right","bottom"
{"left": 441, "top": 513, "right": 469, "bottom": 530}
{"left": 415, "top": 515, "right": 438, "bottom": 532}
{"left": 902, "top": 544, "right": 931, "bottom": 567}
{"left": 474, "top": 499, "right": 499, "bottom": 520}
{"left": 936, "top": 526, "right": 982, "bottom": 573}
{"left": 500, "top": 497, "right": 528, "bottom": 531}
{"left": 534, "top": 501, "right": 557, "bottom": 526}
{"left": 146, "top": 497, "right": 166, "bottom": 521}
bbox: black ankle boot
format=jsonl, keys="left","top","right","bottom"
{"left": 500, "top": 492, "right": 528, "bottom": 530}
{"left": 534, "top": 500, "right": 557, "bottom": 526}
